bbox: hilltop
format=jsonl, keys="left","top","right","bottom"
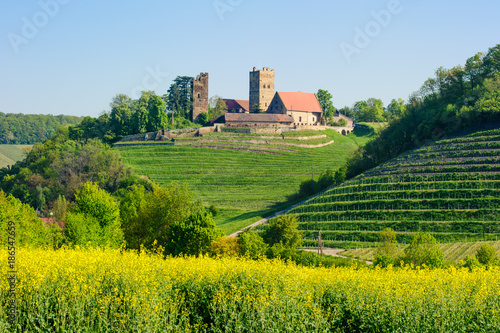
{"left": 115, "top": 127, "right": 375, "bottom": 233}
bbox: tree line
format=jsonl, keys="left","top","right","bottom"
{"left": 0, "top": 113, "right": 81, "bottom": 144}
{"left": 344, "top": 43, "right": 500, "bottom": 178}
{"left": 316, "top": 89, "right": 407, "bottom": 124}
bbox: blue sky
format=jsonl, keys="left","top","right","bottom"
{"left": 1, "top": 0, "right": 499, "bottom": 117}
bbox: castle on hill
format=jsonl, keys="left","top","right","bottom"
{"left": 192, "top": 67, "right": 353, "bottom": 131}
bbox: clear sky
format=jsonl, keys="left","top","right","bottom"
{"left": 1, "top": 0, "right": 499, "bottom": 117}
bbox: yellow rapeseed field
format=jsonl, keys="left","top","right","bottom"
{"left": 2, "top": 247, "right": 500, "bottom": 332}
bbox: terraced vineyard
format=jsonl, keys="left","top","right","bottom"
{"left": 115, "top": 128, "right": 374, "bottom": 233}
{"left": 271, "top": 128, "right": 500, "bottom": 249}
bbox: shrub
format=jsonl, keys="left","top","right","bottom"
{"left": 403, "top": 232, "right": 444, "bottom": 268}
{"left": 262, "top": 216, "right": 303, "bottom": 250}
{"left": 238, "top": 231, "right": 268, "bottom": 259}
{"left": 210, "top": 236, "right": 240, "bottom": 257}
{"left": 0, "top": 190, "right": 50, "bottom": 246}
{"left": 463, "top": 255, "right": 482, "bottom": 270}
{"left": 72, "top": 182, "right": 123, "bottom": 247}
{"left": 165, "top": 210, "right": 224, "bottom": 256}
{"left": 476, "top": 243, "right": 499, "bottom": 266}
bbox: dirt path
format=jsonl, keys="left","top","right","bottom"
{"left": 302, "top": 248, "right": 373, "bottom": 265}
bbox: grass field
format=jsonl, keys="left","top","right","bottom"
{"left": 8, "top": 247, "right": 500, "bottom": 332}
{"left": 116, "top": 128, "right": 375, "bottom": 234}
{"left": 0, "top": 145, "right": 32, "bottom": 169}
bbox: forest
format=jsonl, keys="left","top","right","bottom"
{"left": 0, "top": 113, "right": 81, "bottom": 144}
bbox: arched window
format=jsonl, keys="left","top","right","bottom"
{"left": 198, "top": 93, "right": 201, "bottom": 98}
{"left": 267, "top": 84, "right": 270, "bottom": 89}
{"left": 263, "top": 84, "right": 266, "bottom": 88}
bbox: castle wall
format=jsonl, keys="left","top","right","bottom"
{"left": 192, "top": 73, "right": 209, "bottom": 122}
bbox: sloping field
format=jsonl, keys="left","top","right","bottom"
{"left": 116, "top": 128, "right": 374, "bottom": 233}
{"left": 0, "top": 145, "right": 32, "bottom": 168}
{"left": 342, "top": 241, "right": 500, "bottom": 264}
{"left": 273, "top": 127, "right": 500, "bottom": 249}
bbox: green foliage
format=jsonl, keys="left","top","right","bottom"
{"left": 197, "top": 112, "right": 209, "bottom": 126}
{"left": 65, "top": 212, "right": 103, "bottom": 246}
{"left": 345, "top": 43, "right": 500, "bottom": 179}
{"left": 120, "top": 183, "right": 195, "bottom": 250}
{"left": 0, "top": 113, "right": 81, "bottom": 144}
{"left": 374, "top": 228, "right": 399, "bottom": 267}
{"left": 70, "top": 182, "right": 124, "bottom": 247}
{"left": 475, "top": 243, "right": 498, "bottom": 266}
{"left": 165, "top": 210, "right": 224, "bottom": 256}
{"left": 210, "top": 236, "right": 240, "bottom": 257}
{"left": 297, "top": 168, "right": 344, "bottom": 199}
{"left": 330, "top": 118, "right": 347, "bottom": 127}
{"left": 238, "top": 230, "right": 268, "bottom": 259}
{"left": 403, "top": 232, "right": 444, "bottom": 268}
{"left": 262, "top": 216, "right": 303, "bottom": 250}
{"left": 463, "top": 255, "right": 482, "bottom": 270}
{"left": 0, "top": 190, "right": 51, "bottom": 246}
{"left": 316, "top": 89, "right": 336, "bottom": 122}
{"left": 352, "top": 98, "right": 385, "bottom": 122}
{"left": 0, "top": 132, "right": 135, "bottom": 210}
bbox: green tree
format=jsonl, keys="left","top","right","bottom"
{"left": 165, "top": 210, "right": 224, "bottom": 256}
{"left": 198, "top": 112, "right": 209, "bottom": 126}
{"left": 110, "top": 102, "right": 133, "bottom": 137}
{"left": 476, "top": 243, "right": 498, "bottom": 266}
{"left": 0, "top": 190, "right": 50, "bottom": 246}
{"left": 374, "top": 228, "right": 399, "bottom": 267}
{"left": 166, "top": 76, "right": 194, "bottom": 120}
{"left": 147, "top": 94, "right": 167, "bottom": 132}
{"left": 403, "top": 232, "right": 444, "bottom": 268}
{"left": 262, "top": 216, "right": 303, "bottom": 250}
{"left": 386, "top": 98, "right": 407, "bottom": 118}
{"left": 120, "top": 183, "right": 195, "bottom": 250}
{"left": 238, "top": 230, "right": 268, "bottom": 259}
{"left": 316, "top": 89, "right": 336, "bottom": 123}
{"left": 71, "top": 182, "right": 123, "bottom": 247}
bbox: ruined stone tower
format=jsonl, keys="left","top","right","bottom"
{"left": 192, "top": 72, "right": 209, "bottom": 122}
{"left": 249, "top": 67, "right": 275, "bottom": 112}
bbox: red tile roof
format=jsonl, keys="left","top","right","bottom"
{"left": 223, "top": 99, "right": 249, "bottom": 111}
{"left": 277, "top": 92, "right": 322, "bottom": 113}
{"left": 225, "top": 113, "right": 294, "bottom": 123}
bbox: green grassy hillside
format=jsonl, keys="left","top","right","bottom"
{"left": 116, "top": 128, "right": 374, "bottom": 233}
{"left": 0, "top": 145, "right": 32, "bottom": 168}
{"left": 271, "top": 127, "right": 500, "bottom": 249}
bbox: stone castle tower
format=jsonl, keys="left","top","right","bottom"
{"left": 249, "top": 67, "right": 275, "bottom": 112}
{"left": 192, "top": 72, "right": 209, "bottom": 122}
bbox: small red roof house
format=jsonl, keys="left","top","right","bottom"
{"left": 267, "top": 92, "right": 323, "bottom": 126}
{"left": 223, "top": 99, "right": 250, "bottom": 112}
